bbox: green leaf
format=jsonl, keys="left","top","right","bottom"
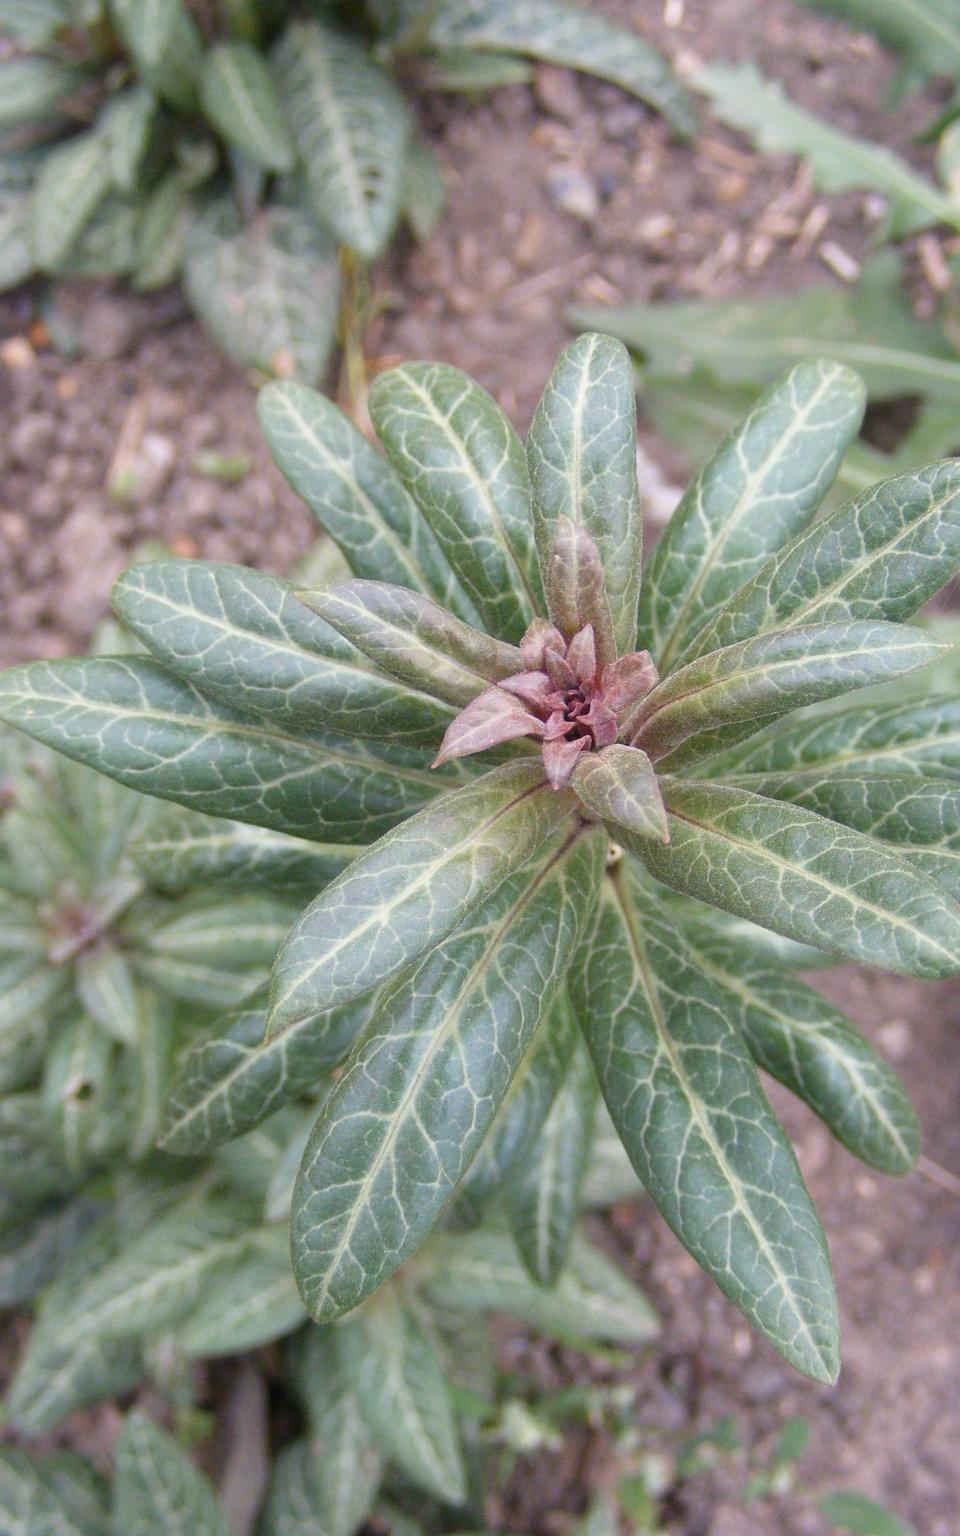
{"left": 300, "top": 579, "right": 522, "bottom": 707}
{"left": 0, "top": 0, "right": 70, "bottom": 47}
{"left": 635, "top": 360, "right": 866, "bottom": 671}
{"left": 0, "top": 964, "right": 63, "bottom": 1093}
{"left": 133, "top": 173, "right": 191, "bottom": 291}
{"left": 0, "top": 56, "right": 77, "bottom": 128}
{"left": 336, "top": 1299, "right": 467, "bottom": 1504}
{"left": 98, "top": 85, "right": 157, "bottom": 193}
{"left": 34, "top": 1452, "right": 110, "bottom": 1536}
{"left": 682, "top": 929, "right": 918, "bottom": 1174}
{"left": 695, "top": 460, "right": 960, "bottom": 655}
{"left": 261, "top": 1444, "right": 331, "bottom": 1536}
{"left": 290, "top": 824, "right": 603, "bottom": 1319}
{"left": 417, "top": 49, "right": 532, "bottom": 91}
{"left": 572, "top": 744, "right": 667, "bottom": 843}
{"left": 573, "top": 861, "right": 839, "bottom": 1381}
{"left": 0, "top": 179, "right": 32, "bottom": 293}
{"left": 657, "top": 891, "right": 833, "bottom": 970}
{"left": 526, "top": 333, "right": 642, "bottom": 657}
{"left": 423, "top": 0, "right": 696, "bottom": 137}
{"left": 0, "top": 1199, "right": 95, "bottom": 1307}
{"left": 273, "top": 20, "right": 411, "bottom": 258}
{"left": 178, "top": 1227, "right": 306, "bottom": 1354}
{"left": 75, "top": 943, "right": 139, "bottom": 1044}
{"left": 0, "top": 1094, "right": 75, "bottom": 1208}
{"left": 267, "top": 759, "right": 577, "bottom": 1037}
{"left": 423, "top": 1226, "right": 658, "bottom": 1345}
{"left": 113, "top": 559, "right": 456, "bottom": 748}
{"left": 796, "top": 0, "right": 960, "bottom": 82}
{"left": 727, "top": 770, "right": 960, "bottom": 898}
{"left": 0, "top": 655, "right": 454, "bottom": 842}
{"left": 113, "top": 1412, "right": 229, "bottom": 1536}
{"left": 401, "top": 138, "right": 446, "bottom": 241}
{"left": 185, "top": 198, "right": 339, "bottom": 385}
{"left": 132, "top": 807, "right": 357, "bottom": 895}
{"left": 368, "top": 361, "right": 543, "bottom": 643}
{"left": 697, "top": 62, "right": 958, "bottom": 236}
{"left": 257, "top": 381, "right": 477, "bottom": 620}
{"left": 290, "top": 1327, "right": 384, "bottom": 1536}
{"left": 0, "top": 1446, "right": 91, "bottom": 1536}
{"left": 200, "top": 42, "right": 294, "bottom": 172}
{"left": 506, "top": 1037, "right": 596, "bottom": 1285}
{"left": 572, "top": 254, "right": 960, "bottom": 406}
{"left": 631, "top": 621, "right": 945, "bottom": 769}
{"left": 128, "top": 891, "right": 298, "bottom": 1006}
{"left": 42, "top": 1015, "right": 116, "bottom": 1173}
{"left": 818, "top": 1491, "right": 917, "bottom": 1536}
{"left": 109, "top": 0, "right": 203, "bottom": 111}
{"left": 159, "top": 989, "right": 376, "bottom": 1153}
{"left": 30, "top": 132, "right": 114, "bottom": 272}
{"left": 638, "top": 778, "right": 960, "bottom": 980}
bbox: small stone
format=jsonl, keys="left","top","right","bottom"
{"left": 9, "top": 412, "right": 56, "bottom": 465}
{"left": 603, "top": 103, "right": 644, "bottom": 139}
{"left": 534, "top": 64, "right": 581, "bottom": 122}
{"left": 546, "top": 165, "right": 599, "bottom": 223}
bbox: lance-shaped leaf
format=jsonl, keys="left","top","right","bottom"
{"left": 126, "top": 892, "right": 298, "bottom": 1007}
{"left": 631, "top": 622, "right": 945, "bottom": 768}
{"left": 507, "top": 1037, "right": 597, "bottom": 1285}
{"left": 30, "top": 130, "right": 114, "bottom": 272}
{"left": 0, "top": 1445, "right": 91, "bottom": 1536}
{"left": 635, "top": 359, "right": 866, "bottom": 672}
{"left": 114, "top": 1412, "right": 229, "bottom": 1536}
{"left": 0, "top": 1094, "right": 75, "bottom": 1209}
{"left": 261, "top": 1443, "right": 337, "bottom": 1536}
{"left": 0, "top": 964, "right": 62, "bottom": 1093}
{"left": 0, "top": 1199, "right": 96, "bottom": 1308}
{"left": 368, "top": 361, "right": 542, "bottom": 642}
{"left": 697, "top": 696, "right": 960, "bottom": 781}
{"left": 159, "top": 989, "right": 377, "bottom": 1154}
{"left": 573, "top": 744, "right": 668, "bottom": 844}
{"left": 132, "top": 807, "right": 357, "bottom": 896}
{"left": 572, "top": 861, "right": 839, "bottom": 1381}
{"left": 683, "top": 929, "right": 918, "bottom": 1174}
{"left": 113, "top": 560, "right": 456, "bottom": 748}
{"left": 290, "top": 824, "right": 603, "bottom": 1319}
{"left": 178, "top": 1230, "right": 306, "bottom": 1355}
{"left": 75, "top": 943, "right": 138, "bottom": 1045}
{"left": 300, "top": 579, "right": 522, "bottom": 707}
{"left": 257, "top": 381, "right": 476, "bottom": 621}
{"left": 422, "top": 1227, "right": 658, "bottom": 1345}
{"left": 42, "top": 1015, "right": 116, "bottom": 1174}
{"left": 657, "top": 892, "right": 834, "bottom": 970}
{"left": 0, "top": 656, "right": 454, "bottom": 843}
{"left": 274, "top": 20, "right": 410, "bottom": 259}
{"left": 693, "top": 460, "right": 960, "bottom": 656}
{"left": 336, "top": 1300, "right": 467, "bottom": 1504}
{"left": 527, "top": 333, "right": 642, "bottom": 656}
{"left": 727, "top": 770, "right": 960, "bottom": 898}
{"left": 33, "top": 1452, "right": 110, "bottom": 1536}
{"left": 290, "top": 1328, "right": 384, "bottom": 1536}
{"left": 200, "top": 41, "right": 294, "bottom": 172}
{"left": 542, "top": 517, "right": 617, "bottom": 671}
{"left": 111, "top": 0, "right": 203, "bottom": 110}
{"left": 637, "top": 778, "right": 960, "bottom": 980}
{"left": 267, "top": 760, "right": 578, "bottom": 1037}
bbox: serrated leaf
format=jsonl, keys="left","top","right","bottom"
{"left": 572, "top": 254, "right": 960, "bottom": 406}
{"left": 697, "top": 62, "right": 958, "bottom": 236}
{"left": 291, "top": 824, "right": 603, "bottom": 1319}
{"left": 506, "top": 1037, "right": 596, "bottom": 1285}
{"left": 0, "top": 1446, "right": 91, "bottom": 1536}
{"left": 572, "top": 744, "right": 668, "bottom": 843}
{"left": 527, "top": 333, "right": 642, "bottom": 656}
{"left": 423, "top": 1226, "right": 658, "bottom": 1344}
{"left": 257, "top": 381, "right": 477, "bottom": 620}
{"left": 683, "top": 928, "right": 918, "bottom": 1174}
{"left": 185, "top": 198, "right": 339, "bottom": 384}
{"left": 132, "top": 806, "right": 357, "bottom": 894}
{"left": 424, "top": 0, "right": 695, "bottom": 136}
{"left": 368, "top": 361, "right": 543, "bottom": 643}
{"left": 113, "top": 1412, "right": 229, "bottom": 1536}
{"left": 638, "top": 778, "right": 960, "bottom": 979}
{"left": 178, "top": 1227, "right": 306, "bottom": 1354}
{"left": 631, "top": 621, "right": 944, "bottom": 769}
{"left": 336, "top": 1299, "right": 467, "bottom": 1504}
{"left": 114, "top": 559, "right": 456, "bottom": 747}
{"left": 573, "top": 861, "right": 839, "bottom": 1381}
{"left": 201, "top": 41, "right": 294, "bottom": 171}
{"left": 290, "top": 1327, "right": 384, "bottom": 1536}
{"left": 300, "top": 579, "right": 522, "bottom": 708}
{"left": 0, "top": 56, "right": 78, "bottom": 128}
{"left": 273, "top": 20, "right": 411, "bottom": 258}
{"left": 0, "top": 655, "right": 456, "bottom": 842}
{"left": 695, "top": 460, "right": 960, "bottom": 656}
{"left": 109, "top": 0, "right": 203, "bottom": 110}
{"left": 267, "top": 760, "right": 578, "bottom": 1038}
{"left": 30, "top": 131, "right": 114, "bottom": 272}
{"left": 636, "top": 360, "right": 866, "bottom": 672}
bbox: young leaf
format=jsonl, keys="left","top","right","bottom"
{"left": 113, "top": 1412, "right": 229, "bottom": 1536}
{"left": 506, "top": 1037, "right": 597, "bottom": 1285}
{"left": 639, "top": 778, "right": 960, "bottom": 979}
{"left": 30, "top": 131, "right": 114, "bottom": 272}
{"left": 113, "top": 560, "right": 456, "bottom": 748}
{"left": 0, "top": 656, "right": 452, "bottom": 843}
{"left": 132, "top": 807, "right": 357, "bottom": 895}
{"left": 697, "top": 62, "right": 958, "bottom": 236}
{"left": 368, "top": 361, "right": 543, "bottom": 643}
{"left": 290, "top": 1328, "right": 384, "bottom": 1536}
{"left": 572, "top": 744, "right": 668, "bottom": 844}
{"left": 267, "top": 760, "right": 578, "bottom": 1038}
{"left": 527, "top": 333, "right": 642, "bottom": 657}
{"left": 257, "top": 381, "right": 477, "bottom": 620}
{"left": 636, "top": 360, "right": 866, "bottom": 671}
{"left": 200, "top": 41, "right": 294, "bottom": 172}
{"left": 572, "top": 861, "right": 840, "bottom": 1382}
{"left": 75, "top": 943, "right": 139, "bottom": 1044}
{"left": 273, "top": 20, "right": 411, "bottom": 258}
{"left": 290, "top": 824, "right": 603, "bottom": 1319}
{"left": 336, "top": 1299, "right": 467, "bottom": 1504}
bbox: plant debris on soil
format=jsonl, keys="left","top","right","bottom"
{"left": 2, "top": 2, "right": 960, "bottom": 1531}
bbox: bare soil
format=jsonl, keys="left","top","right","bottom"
{"left": 2, "top": 2, "right": 959, "bottom": 1532}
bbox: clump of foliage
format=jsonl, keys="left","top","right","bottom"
{"left": 0, "top": 0, "right": 693, "bottom": 381}
{"left": 3, "top": 335, "right": 958, "bottom": 1392}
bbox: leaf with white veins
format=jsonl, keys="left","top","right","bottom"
{"left": 132, "top": 807, "right": 358, "bottom": 895}
{"left": 573, "top": 744, "right": 668, "bottom": 844}
{"left": 113, "top": 1412, "right": 229, "bottom": 1536}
